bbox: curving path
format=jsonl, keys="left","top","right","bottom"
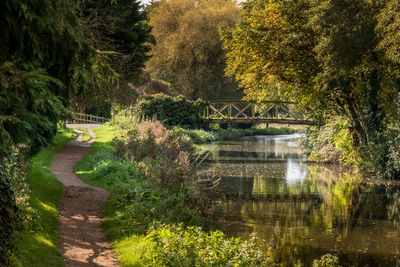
{"left": 50, "top": 124, "right": 119, "bottom": 266}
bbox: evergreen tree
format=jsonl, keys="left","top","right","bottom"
{"left": 76, "top": 0, "right": 154, "bottom": 108}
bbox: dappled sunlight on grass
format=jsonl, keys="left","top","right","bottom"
{"left": 112, "top": 235, "right": 154, "bottom": 267}
{"left": 34, "top": 235, "right": 56, "bottom": 248}
{"left": 13, "top": 127, "right": 76, "bottom": 267}
{"left": 39, "top": 201, "right": 57, "bottom": 214}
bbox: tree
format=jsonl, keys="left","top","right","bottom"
{"left": 73, "top": 0, "right": 154, "bottom": 109}
{"left": 222, "top": 0, "right": 400, "bottom": 175}
{"left": 0, "top": 0, "right": 102, "bottom": 158}
{"left": 147, "top": 0, "right": 241, "bottom": 100}
{"left": 0, "top": 0, "right": 114, "bottom": 261}
{"left": 221, "top": 0, "right": 318, "bottom": 102}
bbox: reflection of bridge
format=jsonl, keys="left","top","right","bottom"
{"left": 203, "top": 101, "right": 313, "bottom": 125}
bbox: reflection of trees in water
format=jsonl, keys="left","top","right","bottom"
{"left": 225, "top": 166, "right": 400, "bottom": 265}
{"left": 201, "top": 138, "right": 400, "bottom": 264}
{"left": 387, "top": 190, "right": 400, "bottom": 224}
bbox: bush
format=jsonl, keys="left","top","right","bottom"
{"left": 304, "top": 117, "right": 361, "bottom": 166}
{"left": 136, "top": 94, "right": 207, "bottom": 127}
{"left": 378, "top": 125, "right": 400, "bottom": 178}
{"left": 0, "top": 148, "right": 30, "bottom": 265}
{"left": 113, "top": 121, "right": 194, "bottom": 188}
{"left": 313, "top": 254, "right": 341, "bottom": 267}
{"left": 145, "top": 224, "right": 266, "bottom": 266}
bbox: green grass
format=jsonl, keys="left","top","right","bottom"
{"left": 72, "top": 126, "right": 91, "bottom": 142}
{"left": 12, "top": 127, "right": 76, "bottom": 267}
{"left": 183, "top": 127, "right": 296, "bottom": 143}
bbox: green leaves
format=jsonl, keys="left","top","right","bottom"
{"left": 145, "top": 224, "right": 266, "bottom": 266}
{"left": 147, "top": 0, "right": 240, "bottom": 100}
{"left": 222, "top": 0, "right": 400, "bottom": 176}
{"left": 136, "top": 93, "right": 207, "bottom": 127}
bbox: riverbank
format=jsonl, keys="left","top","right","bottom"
{"left": 183, "top": 127, "right": 296, "bottom": 143}
{"left": 74, "top": 122, "right": 267, "bottom": 266}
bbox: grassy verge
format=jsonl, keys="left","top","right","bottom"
{"left": 12, "top": 127, "right": 76, "bottom": 267}
{"left": 74, "top": 123, "right": 266, "bottom": 266}
{"left": 183, "top": 127, "right": 296, "bottom": 143}
{"left": 72, "top": 126, "right": 91, "bottom": 142}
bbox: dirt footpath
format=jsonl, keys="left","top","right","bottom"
{"left": 50, "top": 125, "right": 119, "bottom": 266}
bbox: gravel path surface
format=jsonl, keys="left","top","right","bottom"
{"left": 50, "top": 125, "right": 119, "bottom": 266}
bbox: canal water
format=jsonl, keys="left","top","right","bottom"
{"left": 197, "top": 134, "right": 400, "bottom": 266}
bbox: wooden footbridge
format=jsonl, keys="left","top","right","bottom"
{"left": 203, "top": 101, "right": 313, "bottom": 125}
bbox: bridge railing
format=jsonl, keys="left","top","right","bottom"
{"left": 203, "top": 101, "right": 312, "bottom": 124}
{"left": 69, "top": 112, "right": 110, "bottom": 124}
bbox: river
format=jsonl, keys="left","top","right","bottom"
{"left": 197, "top": 134, "right": 400, "bottom": 266}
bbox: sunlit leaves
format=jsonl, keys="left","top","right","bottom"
{"left": 221, "top": 0, "right": 317, "bottom": 103}
{"left": 147, "top": 0, "right": 240, "bottom": 99}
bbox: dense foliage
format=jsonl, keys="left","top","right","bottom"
{"left": 0, "top": 175, "right": 17, "bottom": 265}
{"left": 75, "top": 0, "right": 154, "bottom": 108}
{"left": 222, "top": 0, "right": 400, "bottom": 177}
{"left": 146, "top": 224, "right": 265, "bottom": 266}
{"left": 0, "top": 0, "right": 92, "bottom": 157}
{"left": 135, "top": 94, "right": 207, "bottom": 127}
{"left": 147, "top": 0, "right": 241, "bottom": 100}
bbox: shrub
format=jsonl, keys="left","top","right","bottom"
{"left": 304, "top": 117, "right": 361, "bottom": 166}
{"left": 145, "top": 224, "right": 266, "bottom": 266}
{"left": 0, "top": 148, "right": 30, "bottom": 265}
{"left": 378, "top": 125, "right": 400, "bottom": 178}
{"left": 313, "top": 254, "right": 341, "bottom": 267}
{"left": 135, "top": 93, "right": 207, "bottom": 127}
{"left": 113, "top": 121, "right": 194, "bottom": 188}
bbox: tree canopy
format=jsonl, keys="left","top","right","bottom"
{"left": 0, "top": 0, "right": 100, "bottom": 157}
{"left": 221, "top": 0, "right": 400, "bottom": 175}
{"left": 76, "top": 0, "right": 154, "bottom": 108}
{"left": 147, "top": 0, "right": 241, "bottom": 100}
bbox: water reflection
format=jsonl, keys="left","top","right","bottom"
{"left": 198, "top": 135, "right": 400, "bottom": 266}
